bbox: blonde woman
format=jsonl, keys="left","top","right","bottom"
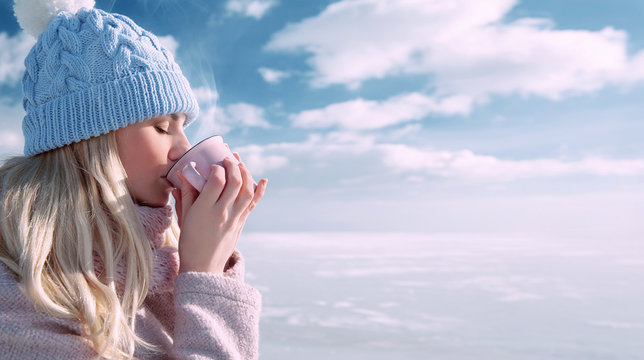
{"left": 0, "top": 1, "right": 267, "bottom": 359}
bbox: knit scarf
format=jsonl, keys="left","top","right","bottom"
{"left": 93, "top": 205, "right": 179, "bottom": 295}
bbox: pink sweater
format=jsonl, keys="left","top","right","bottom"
{"left": 0, "top": 206, "right": 261, "bottom": 359}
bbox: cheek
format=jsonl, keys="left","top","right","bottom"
{"left": 116, "top": 130, "right": 164, "bottom": 185}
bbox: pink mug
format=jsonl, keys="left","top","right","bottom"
{"left": 166, "top": 135, "right": 251, "bottom": 192}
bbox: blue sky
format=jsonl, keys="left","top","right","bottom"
{"left": 1, "top": 0, "right": 643, "bottom": 236}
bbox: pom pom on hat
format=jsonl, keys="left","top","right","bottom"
{"left": 14, "top": 0, "right": 95, "bottom": 37}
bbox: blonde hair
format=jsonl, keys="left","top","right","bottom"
{"left": 0, "top": 132, "right": 178, "bottom": 359}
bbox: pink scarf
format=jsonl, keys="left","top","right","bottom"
{"left": 94, "top": 205, "right": 179, "bottom": 295}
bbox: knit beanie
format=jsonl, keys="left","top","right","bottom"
{"left": 16, "top": 1, "right": 199, "bottom": 156}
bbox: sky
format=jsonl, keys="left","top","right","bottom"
{"left": 0, "top": 0, "right": 643, "bottom": 237}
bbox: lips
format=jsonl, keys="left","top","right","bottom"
{"left": 161, "top": 176, "right": 174, "bottom": 188}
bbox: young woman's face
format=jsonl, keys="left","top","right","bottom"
{"left": 115, "top": 113, "right": 191, "bottom": 207}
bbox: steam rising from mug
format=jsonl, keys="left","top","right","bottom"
{"left": 166, "top": 136, "right": 254, "bottom": 192}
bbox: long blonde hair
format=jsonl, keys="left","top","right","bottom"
{"left": 0, "top": 132, "right": 178, "bottom": 359}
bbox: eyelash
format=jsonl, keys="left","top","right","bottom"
{"left": 155, "top": 126, "right": 169, "bottom": 135}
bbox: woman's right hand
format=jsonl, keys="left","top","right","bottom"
{"left": 172, "top": 155, "right": 267, "bottom": 274}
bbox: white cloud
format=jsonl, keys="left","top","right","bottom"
{"left": 265, "top": 0, "right": 644, "bottom": 99}
{"left": 196, "top": 102, "right": 271, "bottom": 138}
{"left": 0, "top": 99, "right": 26, "bottom": 158}
{"left": 226, "top": 0, "right": 277, "bottom": 19}
{"left": 0, "top": 130, "right": 23, "bottom": 154}
{"left": 192, "top": 86, "right": 220, "bottom": 104}
{"left": 290, "top": 93, "right": 473, "bottom": 130}
{"left": 196, "top": 105, "right": 229, "bottom": 136}
{"left": 234, "top": 144, "right": 288, "bottom": 175}
{"left": 258, "top": 67, "right": 290, "bottom": 84}
{"left": 379, "top": 144, "right": 644, "bottom": 181}
{"left": 157, "top": 35, "right": 179, "bottom": 58}
{"left": 589, "top": 321, "right": 644, "bottom": 329}
{"left": 226, "top": 103, "right": 271, "bottom": 128}
{"left": 388, "top": 123, "right": 423, "bottom": 140}
{"left": 0, "top": 31, "right": 35, "bottom": 86}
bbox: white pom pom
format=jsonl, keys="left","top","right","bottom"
{"left": 14, "top": 0, "right": 95, "bottom": 37}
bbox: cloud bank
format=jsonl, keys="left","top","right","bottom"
{"left": 379, "top": 144, "right": 644, "bottom": 180}
{"left": 226, "top": 0, "right": 278, "bottom": 19}
{"left": 290, "top": 93, "right": 473, "bottom": 130}
{"left": 0, "top": 32, "right": 35, "bottom": 85}
{"left": 266, "top": 0, "right": 644, "bottom": 99}
{"left": 234, "top": 133, "right": 644, "bottom": 182}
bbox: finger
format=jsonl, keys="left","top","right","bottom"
{"left": 239, "top": 178, "right": 267, "bottom": 222}
{"left": 232, "top": 161, "right": 255, "bottom": 214}
{"left": 199, "top": 164, "right": 226, "bottom": 206}
{"left": 253, "top": 178, "right": 268, "bottom": 205}
{"left": 233, "top": 152, "right": 241, "bottom": 162}
{"left": 179, "top": 171, "right": 199, "bottom": 226}
{"left": 215, "top": 157, "right": 243, "bottom": 208}
{"left": 172, "top": 188, "right": 182, "bottom": 225}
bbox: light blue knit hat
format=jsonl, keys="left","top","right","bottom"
{"left": 20, "top": 6, "right": 199, "bottom": 156}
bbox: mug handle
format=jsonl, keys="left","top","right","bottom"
{"left": 181, "top": 161, "right": 207, "bottom": 192}
{"left": 182, "top": 160, "right": 259, "bottom": 193}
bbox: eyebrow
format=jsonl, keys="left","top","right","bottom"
{"left": 169, "top": 113, "right": 187, "bottom": 126}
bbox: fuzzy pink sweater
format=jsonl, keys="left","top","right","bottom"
{"left": 0, "top": 206, "right": 261, "bottom": 359}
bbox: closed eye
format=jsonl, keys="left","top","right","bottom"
{"left": 155, "top": 126, "right": 169, "bottom": 134}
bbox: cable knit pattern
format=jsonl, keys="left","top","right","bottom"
{"left": 21, "top": 8, "right": 199, "bottom": 156}
{"left": 0, "top": 205, "right": 261, "bottom": 359}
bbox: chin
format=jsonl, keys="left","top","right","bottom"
{"left": 149, "top": 197, "right": 170, "bottom": 207}
{"left": 136, "top": 193, "right": 170, "bottom": 208}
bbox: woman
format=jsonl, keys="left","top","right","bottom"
{"left": 0, "top": 1, "right": 267, "bottom": 358}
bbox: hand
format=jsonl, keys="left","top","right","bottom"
{"left": 171, "top": 154, "right": 267, "bottom": 274}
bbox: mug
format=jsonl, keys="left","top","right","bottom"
{"left": 166, "top": 135, "right": 250, "bottom": 192}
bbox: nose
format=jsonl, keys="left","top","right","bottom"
{"left": 169, "top": 133, "right": 191, "bottom": 161}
